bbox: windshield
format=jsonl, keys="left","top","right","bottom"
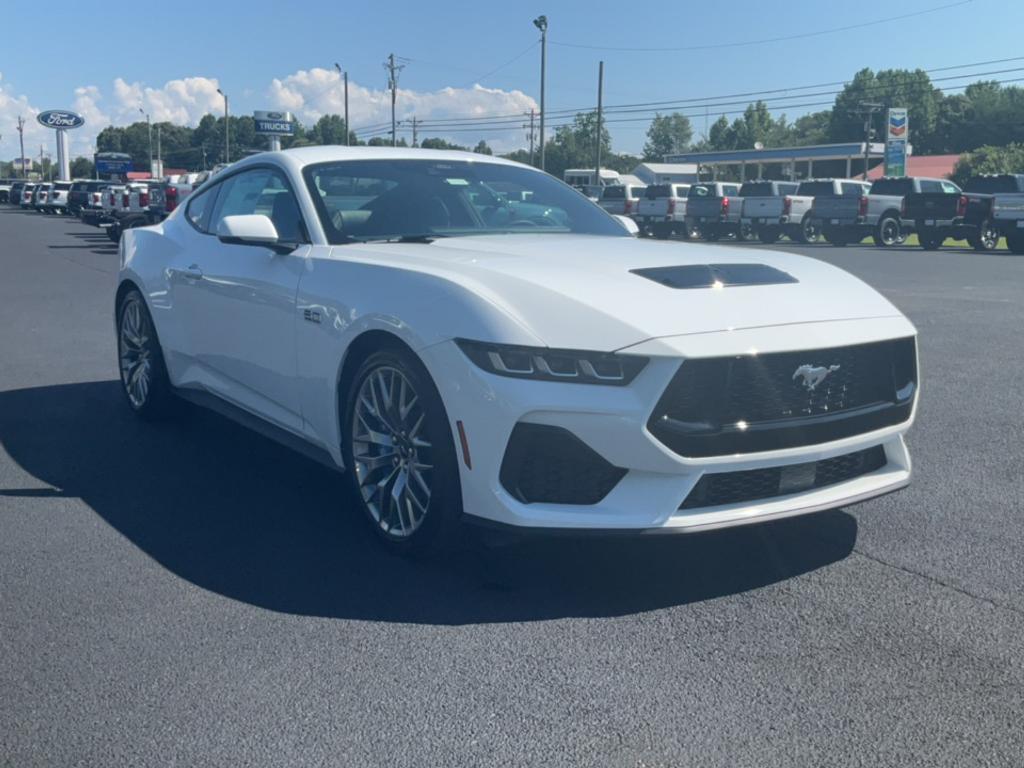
{"left": 870, "top": 178, "right": 915, "bottom": 195}
{"left": 303, "top": 159, "right": 628, "bottom": 244}
{"left": 965, "top": 176, "right": 1022, "bottom": 193}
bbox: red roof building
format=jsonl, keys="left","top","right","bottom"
{"left": 867, "top": 154, "right": 960, "bottom": 180}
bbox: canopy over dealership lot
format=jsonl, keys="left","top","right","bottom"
{"left": 666, "top": 142, "right": 888, "bottom": 181}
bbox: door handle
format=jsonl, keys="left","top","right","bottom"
{"left": 183, "top": 264, "right": 203, "bottom": 281}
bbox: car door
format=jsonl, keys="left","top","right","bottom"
{"left": 179, "top": 166, "right": 310, "bottom": 433}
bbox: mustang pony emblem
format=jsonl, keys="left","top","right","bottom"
{"left": 792, "top": 364, "right": 840, "bottom": 391}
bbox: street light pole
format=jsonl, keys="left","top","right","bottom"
{"left": 860, "top": 102, "right": 883, "bottom": 180}
{"left": 334, "top": 63, "right": 350, "bottom": 146}
{"left": 217, "top": 88, "right": 230, "bottom": 163}
{"left": 16, "top": 116, "right": 26, "bottom": 179}
{"left": 140, "top": 108, "right": 152, "bottom": 176}
{"left": 533, "top": 15, "right": 548, "bottom": 171}
{"left": 595, "top": 60, "right": 604, "bottom": 187}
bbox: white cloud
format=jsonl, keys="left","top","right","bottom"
{"left": 111, "top": 76, "right": 225, "bottom": 125}
{"left": 0, "top": 72, "right": 43, "bottom": 162}
{"left": 268, "top": 67, "right": 537, "bottom": 152}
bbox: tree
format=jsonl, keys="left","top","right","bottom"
{"left": 642, "top": 113, "right": 693, "bottom": 161}
{"left": 951, "top": 143, "right": 1024, "bottom": 186}
{"left": 542, "top": 111, "right": 612, "bottom": 179}
{"left": 473, "top": 140, "right": 493, "bottom": 155}
{"left": 829, "top": 68, "right": 942, "bottom": 152}
{"left": 420, "top": 137, "right": 467, "bottom": 150}
{"left": 70, "top": 157, "right": 94, "bottom": 178}
{"left": 310, "top": 114, "right": 355, "bottom": 145}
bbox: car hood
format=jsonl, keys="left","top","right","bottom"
{"left": 339, "top": 234, "right": 905, "bottom": 351}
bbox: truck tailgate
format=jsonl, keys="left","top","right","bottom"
{"left": 741, "top": 198, "right": 784, "bottom": 219}
{"left": 813, "top": 196, "right": 859, "bottom": 222}
{"left": 903, "top": 193, "right": 960, "bottom": 221}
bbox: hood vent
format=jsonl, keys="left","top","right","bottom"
{"left": 631, "top": 263, "right": 798, "bottom": 289}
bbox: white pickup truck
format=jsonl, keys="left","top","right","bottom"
{"left": 738, "top": 181, "right": 799, "bottom": 243}
{"left": 598, "top": 184, "right": 646, "bottom": 218}
{"left": 635, "top": 183, "right": 692, "bottom": 239}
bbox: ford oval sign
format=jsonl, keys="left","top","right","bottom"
{"left": 37, "top": 110, "right": 86, "bottom": 130}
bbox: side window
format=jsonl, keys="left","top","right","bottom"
{"left": 209, "top": 168, "right": 306, "bottom": 243}
{"left": 840, "top": 182, "right": 864, "bottom": 196}
{"left": 186, "top": 185, "right": 219, "bottom": 233}
{"left": 940, "top": 182, "right": 960, "bottom": 194}
{"left": 919, "top": 180, "right": 943, "bottom": 193}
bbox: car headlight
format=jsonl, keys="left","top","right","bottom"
{"left": 455, "top": 339, "right": 648, "bottom": 386}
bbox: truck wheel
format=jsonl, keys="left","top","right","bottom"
{"left": 822, "top": 227, "right": 848, "bottom": 247}
{"left": 873, "top": 215, "right": 903, "bottom": 247}
{"left": 919, "top": 230, "right": 943, "bottom": 250}
{"left": 652, "top": 224, "right": 670, "bottom": 240}
{"left": 737, "top": 222, "right": 755, "bottom": 242}
{"left": 970, "top": 220, "right": 999, "bottom": 252}
{"left": 797, "top": 215, "right": 820, "bottom": 244}
{"left": 703, "top": 227, "right": 721, "bottom": 242}
{"left": 757, "top": 227, "right": 781, "bottom": 244}
{"left": 1007, "top": 233, "right": 1024, "bottom": 255}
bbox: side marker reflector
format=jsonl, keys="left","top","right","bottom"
{"left": 456, "top": 420, "right": 472, "bottom": 470}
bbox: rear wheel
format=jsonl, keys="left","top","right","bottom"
{"left": 737, "top": 222, "right": 755, "bottom": 241}
{"left": 919, "top": 230, "right": 944, "bottom": 250}
{"left": 797, "top": 215, "right": 820, "bottom": 244}
{"left": 342, "top": 346, "right": 463, "bottom": 555}
{"left": 117, "top": 290, "right": 176, "bottom": 419}
{"left": 822, "top": 227, "right": 848, "bottom": 247}
{"left": 970, "top": 220, "right": 999, "bottom": 252}
{"left": 873, "top": 215, "right": 903, "bottom": 247}
{"left": 652, "top": 224, "right": 671, "bottom": 240}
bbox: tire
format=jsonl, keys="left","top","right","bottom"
{"left": 919, "top": 230, "right": 943, "bottom": 251}
{"left": 341, "top": 345, "right": 463, "bottom": 555}
{"left": 757, "top": 227, "right": 781, "bottom": 244}
{"left": 796, "top": 215, "right": 820, "bottom": 244}
{"left": 873, "top": 215, "right": 903, "bottom": 247}
{"left": 970, "top": 219, "right": 999, "bottom": 252}
{"left": 1007, "top": 232, "right": 1024, "bottom": 255}
{"left": 107, "top": 223, "right": 121, "bottom": 242}
{"left": 702, "top": 226, "right": 721, "bottom": 242}
{"left": 116, "top": 290, "right": 176, "bottom": 420}
{"left": 737, "top": 222, "right": 755, "bottom": 242}
{"left": 652, "top": 224, "right": 671, "bottom": 240}
{"left": 822, "top": 227, "right": 848, "bottom": 247}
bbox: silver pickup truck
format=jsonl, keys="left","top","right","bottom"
{"left": 984, "top": 174, "right": 1024, "bottom": 254}
{"left": 814, "top": 176, "right": 944, "bottom": 247}
{"left": 685, "top": 182, "right": 743, "bottom": 241}
{"left": 635, "top": 183, "right": 692, "bottom": 238}
{"left": 738, "top": 181, "right": 798, "bottom": 243}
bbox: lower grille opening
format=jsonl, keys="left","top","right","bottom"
{"left": 500, "top": 423, "right": 627, "bottom": 505}
{"left": 680, "top": 445, "right": 887, "bottom": 510}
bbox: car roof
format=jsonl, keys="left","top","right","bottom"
{"left": 230, "top": 145, "right": 528, "bottom": 176}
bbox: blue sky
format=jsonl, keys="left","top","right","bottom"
{"left": 2, "top": 0, "right": 1020, "bottom": 160}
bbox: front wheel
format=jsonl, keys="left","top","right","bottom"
{"left": 970, "top": 220, "right": 999, "bottom": 252}
{"left": 1007, "top": 232, "right": 1024, "bottom": 255}
{"left": 342, "top": 347, "right": 463, "bottom": 555}
{"left": 873, "top": 215, "right": 904, "bottom": 247}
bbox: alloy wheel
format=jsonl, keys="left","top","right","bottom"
{"left": 118, "top": 297, "right": 153, "bottom": 409}
{"left": 351, "top": 365, "right": 434, "bottom": 539}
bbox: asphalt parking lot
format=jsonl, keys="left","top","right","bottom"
{"left": 2, "top": 209, "right": 1023, "bottom": 767}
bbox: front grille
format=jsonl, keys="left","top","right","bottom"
{"left": 648, "top": 337, "right": 917, "bottom": 457}
{"left": 680, "top": 445, "right": 887, "bottom": 510}
{"left": 500, "top": 423, "right": 627, "bottom": 505}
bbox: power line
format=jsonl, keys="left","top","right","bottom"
{"left": 549, "top": 0, "right": 974, "bottom": 52}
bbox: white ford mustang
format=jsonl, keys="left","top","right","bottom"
{"left": 116, "top": 147, "right": 918, "bottom": 553}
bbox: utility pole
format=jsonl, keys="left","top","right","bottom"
{"left": 139, "top": 108, "right": 152, "bottom": 176}
{"left": 384, "top": 54, "right": 405, "bottom": 147}
{"left": 526, "top": 109, "right": 536, "bottom": 166}
{"left": 39, "top": 145, "right": 44, "bottom": 180}
{"left": 533, "top": 15, "right": 548, "bottom": 171}
{"left": 17, "top": 116, "right": 26, "bottom": 178}
{"left": 156, "top": 124, "right": 162, "bottom": 177}
{"left": 595, "top": 60, "right": 604, "bottom": 187}
{"left": 859, "top": 102, "right": 883, "bottom": 180}
{"left": 217, "top": 88, "right": 230, "bottom": 163}
{"left": 334, "top": 63, "right": 350, "bottom": 145}
{"left": 411, "top": 116, "right": 419, "bottom": 147}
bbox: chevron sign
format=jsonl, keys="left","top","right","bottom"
{"left": 887, "top": 110, "right": 908, "bottom": 139}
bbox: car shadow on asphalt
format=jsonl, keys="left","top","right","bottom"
{"left": 0, "top": 381, "right": 858, "bottom": 625}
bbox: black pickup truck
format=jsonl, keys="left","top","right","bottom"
{"left": 902, "top": 177, "right": 1000, "bottom": 251}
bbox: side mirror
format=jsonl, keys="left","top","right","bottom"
{"left": 614, "top": 214, "right": 639, "bottom": 236}
{"left": 217, "top": 214, "right": 281, "bottom": 247}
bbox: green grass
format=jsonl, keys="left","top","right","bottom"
{"left": 830, "top": 233, "right": 1009, "bottom": 250}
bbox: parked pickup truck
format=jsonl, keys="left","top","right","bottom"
{"left": 814, "top": 176, "right": 947, "bottom": 247}
{"left": 685, "top": 182, "right": 743, "bottom": 241}
{"left": 46, "top": 181, "right": 73, "bottom": 214}
{"left": 980, "top": 174, "right": 1024, "bottom": 254}
{"left": 78, "top": 183, "right": 111, "bottom": 226}
{"left": 107, "top": 181, "right": 169, "bottom": 241}
{"left": 0, "top": 178, "right": 13, "bottom": 204}
{"left": 902, "top": 177, "right": 996, "bottom": 251}
{"left": 738, "top": 181, "right": 799, "bottom": 243}
{"left": 68, "top": 179, "right": 108, "bottom": 216}
{"left": 635, "top": 183, "right": 692, "bottom": 239}
{"left": 598, "top": 183, "right": 646, "bottom": 218}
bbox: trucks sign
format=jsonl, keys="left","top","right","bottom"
{"left": 36, "top": 110, "right": 85, "bottom": 129}
{"left": 253, "top": 110, "right": 296, "bottom": 136}
{"left": 885, "top": 108, "right": 908, "bottom": 177}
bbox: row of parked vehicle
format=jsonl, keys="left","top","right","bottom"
{"left": 2, "top": 171, "right": 217, "bottom": 240}
{"left": 596, "top": 173, "right": 1024, "bottom": 252}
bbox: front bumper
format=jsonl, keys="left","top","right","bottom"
{"left": 423, "top": 318, "right": 917, "bottom": 533}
